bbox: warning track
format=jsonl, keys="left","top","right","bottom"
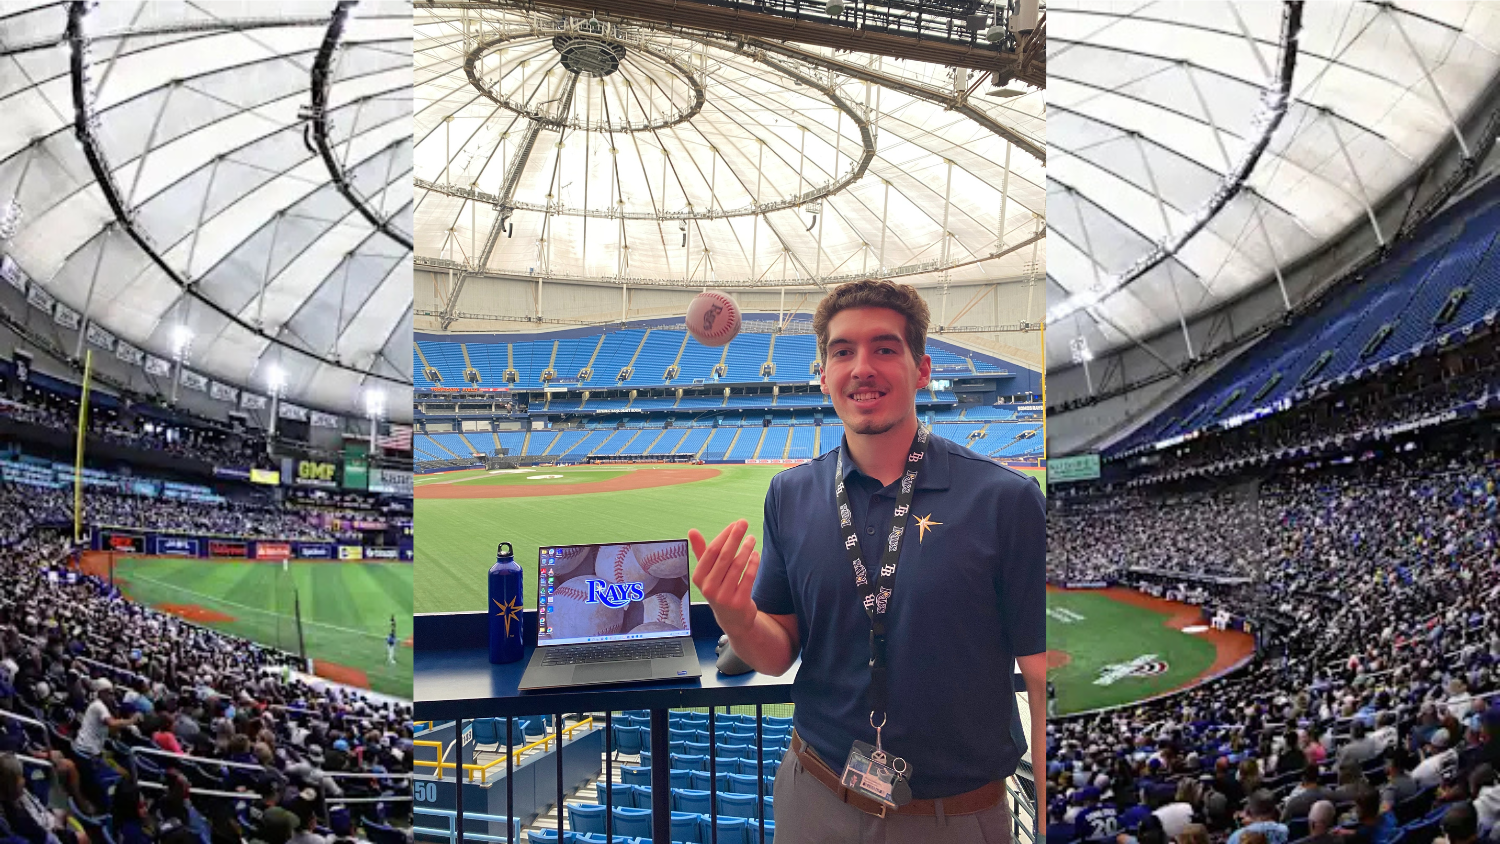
{"left": 415, "top": 466, "right": 721, "bottom": 499}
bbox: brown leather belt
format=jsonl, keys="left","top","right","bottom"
{"left": 789, "top": 730, "right": 1004, "bottom": 819}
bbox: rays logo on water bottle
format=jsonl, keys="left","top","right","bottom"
{"left": 585, "top": 579, "right": 645, "bottom": 609}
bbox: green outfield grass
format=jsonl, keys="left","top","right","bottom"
{"left": 417, "top": 459, "right": 1044, "bottom": 614}
{"left": 113, "top": 557, "right": 412, "bottom": 698}
{"left": 416, "top": 464, "right": 785, "bottom": 613}
{"left": 1046, "top": 589, "right": 1216, "bottom": 714}
{"left": 442, "top": 468, "right": 632, "bottom": 487}
{"left": 1016, "top": 467, "right": 1046, "bottom": 494}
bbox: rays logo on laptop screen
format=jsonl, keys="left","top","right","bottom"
{"left": 536, "top": 540, "right": 692, "bottom": 646}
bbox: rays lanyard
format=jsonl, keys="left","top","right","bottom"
{"left": 833, "top": 424, "right": 928, "bottom": 805}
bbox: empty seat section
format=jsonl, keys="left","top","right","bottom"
{"left": 728, "top": 428, "right": 763, "bottom": 460}
{"left": 526, "top": 432, "right": 558, "bottom": 455}
{"left": 820, "top": 424, "right": 844, "bottom": 454}
{"left": 770, "top": 335, "right": 817, "bottom": 380}
{"left": 786, "top": 426, "right": 816, "bottom": 458}
{"left": 757, "top": 427, "right": 790, "bottom": 459}
{"left": 724, "top": 335, "right": 771, "bottom": 381}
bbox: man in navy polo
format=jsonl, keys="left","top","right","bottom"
{"left": 690, "top": 279, "right": 1046, "bottom": 843}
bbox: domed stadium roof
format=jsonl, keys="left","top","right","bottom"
{"left": 413, "top": 5, "right": 1045, "bottom": 301}
{"left": 0, "top": 0, "right": 413, "bottom": 421}
{"left": 1045, "top": 1, "right": 1500, "bottom": 370}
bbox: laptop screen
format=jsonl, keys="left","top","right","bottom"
{"left": 535, "top": 540, "right": 693, "bottom": 647}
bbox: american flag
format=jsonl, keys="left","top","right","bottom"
{"left": 377, "top": 423, "right": 413, "bottom": 451}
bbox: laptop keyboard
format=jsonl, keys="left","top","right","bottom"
{"left": 542, "top": 640, "right": 685, "bottom": 666}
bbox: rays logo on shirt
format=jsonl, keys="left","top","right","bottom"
{"left": 839, "top": 503, "right": 852, "bottom": 527}
{"left": 900, "top": 471, "right": 916, "bottom": 494}
{"left": 886, "top": 525, "right": 903, "bottom": 553}
{"left": 585, "top": 580, "right": 645, "bottom": 609}
{"left": 852, "top": 558, "right": 868, "bottom": 586}
{"left": 892, "top": 504, "right": 908, "bottom": 518}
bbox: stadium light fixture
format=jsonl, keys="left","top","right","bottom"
{"left": 266, "top": 366, "right": 285, "bottom": 393}
{"left": 171, "top": 325, "right": 193, "bottom": 358}
{"left": 364, "top": 388, "right": 386, "bottom": 419}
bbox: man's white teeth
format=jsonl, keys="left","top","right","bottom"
{"left": 852, "top": 391, "right": 882, "bottom": 401}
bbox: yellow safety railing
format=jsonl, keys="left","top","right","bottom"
{"left": 413, "top": 719, "right": 598, "bottom": 783}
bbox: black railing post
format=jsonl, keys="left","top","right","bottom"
{"left": 756, "top": 704, "right": 765, "bottom": 844}
{"left": 505, "top": 717, "right": 514, "bottom": 844}
{"left": 454, "top": 718, "right": 464, "bottom": 844}
{"left": 605, "top": 712, "right": 613, "bottom": 842}
{"left": 708, "top": 708, "right": 717, "bottom": 844}
{"left": 651, "top": 708, "right": 670, "bottom": 844}
{"left": 555, "top": 713, "right": 564, "bottom": 838}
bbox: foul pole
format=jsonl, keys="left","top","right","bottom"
{"left": 73, "top": 349, "right": 93, "bottom": 544}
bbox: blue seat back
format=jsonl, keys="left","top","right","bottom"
{"left": 568, "top": 803, "right": 607, "bottom": 834}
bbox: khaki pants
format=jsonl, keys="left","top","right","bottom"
{"left": 769, "top": 747, "right": 1015, "bottom": 844}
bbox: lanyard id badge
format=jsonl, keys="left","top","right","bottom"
{"left": 833, "top": 426, "right": 928, "bottom": 808}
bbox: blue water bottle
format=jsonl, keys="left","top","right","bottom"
{"left": 488, "top": 542, "right": 525, "bottom": 664}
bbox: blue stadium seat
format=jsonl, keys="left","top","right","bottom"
{"left": 568, "top": 803, "right": 607, "bottom": 834}
{"left": 609, "top": 807, "right": 652, "bottom": 839}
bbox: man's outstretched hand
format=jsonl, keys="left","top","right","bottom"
{"left": 689, "top": 519, "right": 761, "bottom": 638}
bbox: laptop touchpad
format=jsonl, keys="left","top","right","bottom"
{"left": 573, "top": 662, "right": 648, "bottom": 684}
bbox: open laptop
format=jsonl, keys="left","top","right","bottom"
{"left": 518, "top": 539, "right": 703, "bottom": 690}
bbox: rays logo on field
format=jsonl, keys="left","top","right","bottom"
{"left": 1093, "top": 654, "right": 1170, "bottom": 686}
{"left": 585, "top": 579, "right": 645, "bottom": 609}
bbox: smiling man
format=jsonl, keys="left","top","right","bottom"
{"left": 690, "top": 279, "right": 1046, "bottom": 843}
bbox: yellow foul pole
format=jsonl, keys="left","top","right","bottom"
{"left": 73, "top": 350, "right": 92, "bottom": 544}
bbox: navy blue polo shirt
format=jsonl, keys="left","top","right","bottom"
{"left": 753, "top": 431, "right": 1045, "bottom": 799}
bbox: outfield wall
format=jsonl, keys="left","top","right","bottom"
{"left": 90, "top": 529, "right": 413, "bottom": 561}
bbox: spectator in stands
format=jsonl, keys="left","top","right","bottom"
{"left": 1227, "top": 791, "right": 1287, "bottom": 844}
{"left": 1416, "top": 731, "right": 1460, "bottom": 789}
{"left": 1376, "top": 754, "right": 1419, "bottom": 817}
{"left": 1283, "top": 764, "right": 1334, "bottom": 822}
{"left": 1469, "top": 765, "right": 1500, "bottom": 832}
{"left": 1174, "top": 823, "right": 1209, "bottom": 844}
{"left": 110, "top": 778, "right": 154, "bottom": 844}
{"left": 0, "top": 751, "right": 74, "bottom": 844}
{"left": 1436, "top": 801, "right": 1480, "bottom": 844}
{"left": 1340, "top": 723, "right": 1384, "bottom": 768}
{"left": 1304, "top": 801, "right": 1338, "bottom": 844}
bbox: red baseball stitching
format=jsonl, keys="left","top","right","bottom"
{"left": 648, "top": 595, "right": 675, "bottom": 623}
{"left": 638, "top": 547, "right": 685, "bottom": 569}
{"left": 606, "top": 546, "right": 629, "bottom": 582}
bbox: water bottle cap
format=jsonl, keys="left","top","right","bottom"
{"left": 497, "top": 542, "right": 513, "bottom": 557}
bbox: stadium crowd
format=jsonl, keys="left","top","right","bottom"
{"left": 0, "top": 485, "right": 362, "bottom": 545}
{"left": 0, "top": 531, "right": 415, "bottom": 844}
{"left": 0, "top": 396, "right": 265, "bottom": 469}
{"left": 1047, "top": 448, "right": 1500, "bottom": 844}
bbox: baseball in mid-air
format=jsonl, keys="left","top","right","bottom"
{"left": 686, "top": 291, "right": 741, "bottom": 347}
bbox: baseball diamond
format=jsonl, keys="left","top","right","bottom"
{"left": 1045, "top": 586, "right": 1255, "bottom": 715}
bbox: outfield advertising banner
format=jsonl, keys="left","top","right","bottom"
{"left": 337, "top": 545, "right": 364, "bottom": 561}
{"left": 208, "top": 540, "right": 248, "bottom": 558}
{"left": 369, "top": 468, "right": 413, "bottom": 496}
{"left": 103, "top": 532, "right": 145, "bottom": 553}
{"left": 364, "top": 547, "right": 399, "bottom": 560}
{"left": 295, "top": 543, "right": 335, "bottom": 559}
{"left": 155, "top": 537, "right": 199, "bottom": 556}
{"left": 254, "top": 542, "right": 292, "bottom": 560}
{"left": 400, "top": 547, "right": 414, "bottom": 562}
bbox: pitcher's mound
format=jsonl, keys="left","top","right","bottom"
{"left": 159, "top": 603, "right": 235, "bottom": 624}
{"left": 1046, "top": 649, "right": 1073, "bottom": 670}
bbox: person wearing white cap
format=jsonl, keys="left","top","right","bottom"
{"left": 74, "top": 678, "right": 138, "bottom": 759}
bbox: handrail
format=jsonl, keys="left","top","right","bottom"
{"left": 466, "top": 717, "right": 596, "bottom": 783}
{"left": 415, "top": 718, "right": 600, "bottom": 783}
{"left": 132, "top": 745, "right": 268, "bottom": 772}
{"left": 0, "top": 707, "right": 48, "bottom": 730}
